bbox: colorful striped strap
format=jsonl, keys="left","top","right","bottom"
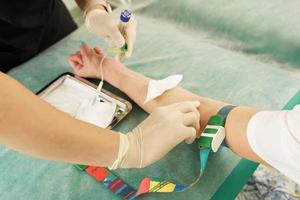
{"left": 75, "top": 146, "right": 208, "bottom": 199}
{"left": 75, "top": 105, "right": 236, "bottom": 199}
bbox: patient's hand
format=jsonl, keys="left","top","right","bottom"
{"left": 68, "top": 43, "right": 107, "bottom": 79}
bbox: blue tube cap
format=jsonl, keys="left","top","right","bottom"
{"left": 120, "top": 9, "right": 132, "bottom": 23}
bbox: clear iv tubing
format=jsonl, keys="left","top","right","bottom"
{"left": 96, "top": 55, "right": 106, "bottom": 92}
{"left": 98, "top": 10, "right": 132, "bottom": 91}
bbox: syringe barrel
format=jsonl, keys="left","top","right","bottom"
{"left": 119, "top": 9, "right": 132, "bottom": 35}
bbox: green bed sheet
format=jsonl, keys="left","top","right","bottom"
{"left": 1, "top": 12, "right": 300, "bottom": 200}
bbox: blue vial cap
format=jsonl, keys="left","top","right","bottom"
{"left": 120, "top": 9, "right": 132, "bottom": 23}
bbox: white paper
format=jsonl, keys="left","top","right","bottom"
{"left": 42, "top": 78, "right": 116, "bottom": 128}
{"left": 144, "top": 74, "right": 183, "bottom": 104}
{"left": 75, "top": 97, "right": 116, "bottom": 128}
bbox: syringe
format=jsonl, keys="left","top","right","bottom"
{"left": 97, "top": 10, "right": 132, "bottom": 93}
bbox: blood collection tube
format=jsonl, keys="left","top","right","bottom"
{"left": 119, "top": 9, "right": 132, "bottom": 52}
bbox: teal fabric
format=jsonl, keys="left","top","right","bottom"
{"left": 141, "top": 0, "right": 300, "bottom": 67}
{"left": 1, "top": 1, "right": 300, "bottom": 199}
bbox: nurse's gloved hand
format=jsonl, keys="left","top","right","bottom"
{"left": 69, "top": 43, "right": 106, "bottom": 79}
{"left": 110, "top": 101, "right": 200, "bottom": 169}
{"left": 84, "top": 0, "right": 137, "bottom": 59}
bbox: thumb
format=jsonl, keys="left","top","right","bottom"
{"left": 125, "top": 18, "right": 137, "bottom": 58}
{"left": 108, "top": 28, "right": 125, "bottom": 48}
{"left": 183, "top": 127, "right": 197, "bottom": 144}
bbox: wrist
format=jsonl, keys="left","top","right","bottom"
{"left": 123, "top": 130, "right": 142, "bottom": 168}
{"left": 110, "top": 131, "right": 141, "bottom": 169}
{"left": 101, "top": 57, "right": 126, "bottom": 85}
{"left": 109, "top": 133, "right": 130, "bottom": 169}
{"left": 100, "top": 57, "right": 150, "bottom": 106}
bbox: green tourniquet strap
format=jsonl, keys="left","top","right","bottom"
{"left": 217, "top": 105, "right": 236, "bottom": 124}
{"left": 204, "top": 128, "right": 218, "bottom": 134}
{"left": 198, "top": 137, "right": 212, "bottom": 148}
{"left": 200, "top": 148, "right": 211, "bottom": 174}
{"left": 198, "top": 105, "right": 235, "bottom": 156}
{"left": 208, "top": 115, "right": 225, "bottom": 126}
{"left": 73, "top": 105, "right": 237, "bottom": 200}
{"left": 217, "top": 105, "right": 237, "bottom": 147}
{"left": 198, "top": 115, "right": 225, "bottom": 149}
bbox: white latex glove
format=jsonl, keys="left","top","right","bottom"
{"left": 110, "top": 101, "right": 200, "bottom": 169}
{"left": 84, "top": 0, "right": 137, "bottom": 59}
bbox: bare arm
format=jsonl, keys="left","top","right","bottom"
{"left": 0, "top": 72, "right": 119, "bottom": 166}
{"left": 100, "top": 57, "right": 267, "bottom": 164}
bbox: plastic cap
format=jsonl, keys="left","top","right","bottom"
{"left": 120, "top": 9, "right": 132, "bottom": 23}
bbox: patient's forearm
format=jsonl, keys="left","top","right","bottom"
{"left": 0, "top": 72, "right": 119, "bottom": 166}
{"left": 103, "top": 58, "right": 266, "bottom": 164}
{"left": 103, "top": 58, "right": 228, "bottom": 127}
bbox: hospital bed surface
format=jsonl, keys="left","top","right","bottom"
{"left": 2, "top": 4, "right": 300, "bottom": 199}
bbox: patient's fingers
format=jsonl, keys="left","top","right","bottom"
{"left": 69, "top": 54, "right": 83, "bottom": 66}
{"left": 69, "top": 55, "right": 83, "bottom": 70}
{"left": 69, "top": 59, "right": 81, "bottom": 70}
{"left": 71, "top": 53, "right": 83, "bottom": 65}
{"left": 80, "top": 43, "right": 93, "bottom": 60}
{"left": 93, "top": 47, "right": 104, "bottom": 56}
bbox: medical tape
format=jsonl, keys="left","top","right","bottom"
{"left": 144, "top": 75, "right": 183, "bottom": 104}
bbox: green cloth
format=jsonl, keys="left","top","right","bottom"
{"left": 1, "top": 1, "right": 300, "bottom": 199}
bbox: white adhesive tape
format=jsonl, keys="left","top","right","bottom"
{"left": 144, "top": 74, "right": 183, "bottom": 104}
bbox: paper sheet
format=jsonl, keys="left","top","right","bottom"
{"left": 75, "top": 97, "right": 116, "bottom": 128}
{"left": 42, "top": 78, "right": 116, "bottom": 128}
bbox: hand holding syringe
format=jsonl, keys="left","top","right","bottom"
{"left": 69, "top": 9, "right": 135, "bottom": 94}
{"left": 111, "top": 9, "right": 135, "bottom": 60}
{"left": 84, "top": 3, "right": 136, "bottom": 60}
{"left": 98, "top": 9, "right": 134, "bottom": 91}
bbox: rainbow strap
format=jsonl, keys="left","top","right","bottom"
{"left": 75, "top": 105, "right": 236, "bottom": 199}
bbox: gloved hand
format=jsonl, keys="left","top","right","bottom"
{"left": 110, "top": 101, "right": 201, "bottom": 169}
{"left": 84, "top": 0, "right": 137, "bottom": 59}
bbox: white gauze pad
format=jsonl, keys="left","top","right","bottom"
{"left": 42, "top": 78, "right": 116, "bottom": 128}
{"left": 75, "top": 98, "right": 116, "bottom": 128}
{"left": 144, "top": 74, "right": 183, "bottom": 104}
{"left": 43, "top": 78, "right": 94, "bottom": 116}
